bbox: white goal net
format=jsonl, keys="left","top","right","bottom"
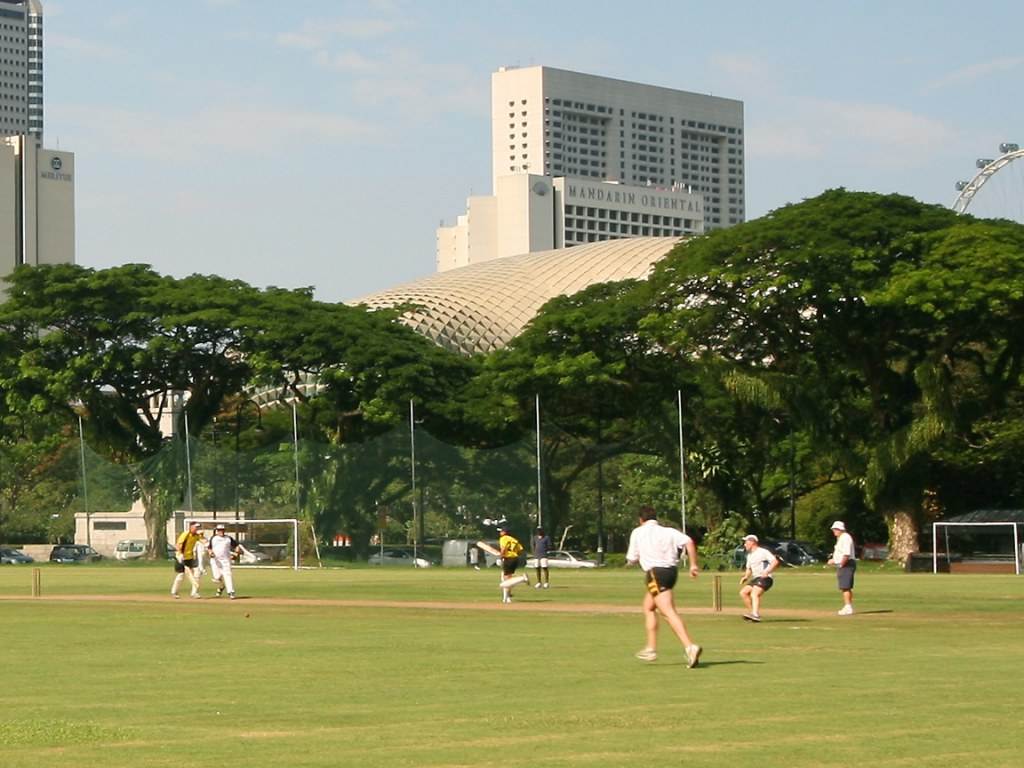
{"left": 931, "top": 522, "right": 1021, "bottom": 575}
{"left": 183, "top": 518, "right": 321, "bottom": 570}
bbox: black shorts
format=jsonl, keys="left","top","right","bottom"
{"left": 174, "top": 558, "right": 197, "bottom": 574}
{"left": 644, "top": 566, "right": 678, "bottom": 595}
{"left": 749, "top": 576, "right": 774, "bottom": 592}
{"left": 837, "top": 561, "right": 856, "bottom": 591}
{"left": 501, "top": 558, "right": 519, "bottom": 577}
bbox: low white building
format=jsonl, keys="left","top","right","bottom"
{"left": 437, "top": 174, "right": 701, "bottom": 272}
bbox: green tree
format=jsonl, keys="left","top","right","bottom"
{"left": 0, "top": 264, "right": 262, "bottom": 555}
{"left": 642, "top": 190, "right": 1024, "bottom": 558}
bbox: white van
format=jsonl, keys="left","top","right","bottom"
{"left": 114, "top": 539, "right": 148, "bottom": 560}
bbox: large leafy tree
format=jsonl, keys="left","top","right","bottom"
{"left": 467, "top": 280, "right": 689, "bottom": 543}
{"left": 236, "top": 290, "right": 479, "bottom": 549}
{"left": 642, "top": 189, "right": 1024, "bottom": 558}
{"left": 0, "top": 264, "right": 263, "bottom": 554}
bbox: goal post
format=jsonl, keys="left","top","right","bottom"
{"left": 183, "top": 518, "right": 321, "bottom": 570}
{"left": 932, "top": 522, "right": 1021, "bottom": 575}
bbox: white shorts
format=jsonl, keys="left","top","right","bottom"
{"left": 536, "top": 557, "right": 549, "bottom": 568}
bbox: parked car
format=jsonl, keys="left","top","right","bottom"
{"left": 526, "top": 550, "right": 598, "bottom": 569}
{"left": 114, "top": 540, "right": 176, "bottom": 560}
{"left": 367, "top": 548, "right": 433, "bottom": 568}
{"left": 772, "top": 540, "right": 826, "bottom": 566}
{"left": 49, "top": 544, "right": 103, "bottom": 563}
{"left": 732, "top": 539, "right": 825, "bottom": 568}
{"left": 238, "top": 544, "right": 274, "bottom": 564}
{"left": 114, "top": 539, "right": 148, "bottom": 560}
{"left": 0, "top": 547, "right": 34, "bottom": 564}
{"left": 860, "top": 542, "right": 890, "bottom": 561}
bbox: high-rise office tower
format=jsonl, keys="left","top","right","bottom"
{"left": 0, "top": 0, "right": 43, "bottom": 139}
{"left": 491, "top": 65, "right": 744, "bottom": 229}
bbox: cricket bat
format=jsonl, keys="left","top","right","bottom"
{"left": 475, "top": 541, "right": 501, "bottom": 557}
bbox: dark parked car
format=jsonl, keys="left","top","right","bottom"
{"left": 49, "top": 544, "right": 103, "bottom": 563}
{"left": 732, "top": 539, "right": 825, "bottom": 568}
{"left": 0, "top": 547, "right": 34, "bottom": 564}
{"left": 367, "top": 548, "right": 434, "bottom": 568}
{"left": 771, "top": 540, "right": 826, "bottom": 566}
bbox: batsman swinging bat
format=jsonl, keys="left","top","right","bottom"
{"left": 475, "top": 541, "right": 502, "bottom": 557}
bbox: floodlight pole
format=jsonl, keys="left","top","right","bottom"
{"left": 678, "top": 390, "right": 687, "bottom": 533}
{"left": 535, "top": 394, "right": 543, "bottom": 528}
{"left": 292, "top": 402, "right": 301, "bottom": 517}
{"left": 410, "top": 399, "right": 418, "bottom": 566}
{"left": 183, "top": 411, "right": 194, "bottom": 511}
{"left": 78, "top": 415, "right": 90, "bottom": 547}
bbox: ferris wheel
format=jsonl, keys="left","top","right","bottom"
{"left": 952, "top": 142, "right": 1024, "bottom": 223}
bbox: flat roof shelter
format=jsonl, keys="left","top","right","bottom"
{"left": 932, "top": 509, "right": 1023, "bottom": 574}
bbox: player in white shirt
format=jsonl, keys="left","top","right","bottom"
{"left": 827, "top": 520, "right": 856, "bottom": 615}
{"left": 625, "top": 507, "right": 702, "bottom": 668}
{"left": 739, "top": 534, "right": 779, "bottom": 622}
{"left": 207, "top": 524, "right": 243, "bottom": 599}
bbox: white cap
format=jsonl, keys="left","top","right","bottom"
{"left": 830, "top": 520, "right": 846, "bottom": 531}
{"left": 741, "top": 534, "right": 758, "bottom": 543}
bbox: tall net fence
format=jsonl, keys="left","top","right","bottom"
{"left": 3, "top": 388, "right": 727, "bottom": 565}
{"left": 2, "top": 425, "right": 545, "bottom": 560}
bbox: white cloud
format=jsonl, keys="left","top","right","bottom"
{"left": 46, "top": 32, "right": 120, "bottom": 59}
{"left": 747, "top": 121, "right": 826, "bottom": 159}
{"left": 314, "top": 49, "right": 378, "bottom": 74}
{"left": 48, "top": 103, "right": 373, "bottom": 160}
{"left": 746, "top": 99, "right": 956, "bottom": 172}
{"left": 276, "top": 17, "right": 401, "bottom": 50}
{"left": 925, "top": 56, "right": 1024, "bottom": 92}
{"left": 815, "top": 101, "right": 955, "bottom": 150}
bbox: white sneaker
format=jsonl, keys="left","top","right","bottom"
{"left": 686, "top": 644, "right": 702, "bottom": 668}
{"left": 534, "top": 583, "right": 542, "bottom": 589}
{"left": 228, "top": 592, "right": 236, "bottom": 600}
{"left": 838, "top": 605, "right": 854, "bottom": 616}
{"left": 635, "top": 648, "right": 657, "bottom": 662}
{"left": 543, "top": 583, "right": 549, "bottom": 589}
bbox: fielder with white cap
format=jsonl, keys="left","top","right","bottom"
{"left": 827, "top": 521, "right": 856, "bottom": 615}
{"left": 207, "top": 524, "right": 243, "bottom": 599}
{"left": 738, "top": 534, "right": 779, "bottom": 622}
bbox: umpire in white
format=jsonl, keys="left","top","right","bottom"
{"left": 625, "top": 506, "right": 703, "bottom": 668}
{"left": 208, "top": 524, "right": 243, "bottom": 599}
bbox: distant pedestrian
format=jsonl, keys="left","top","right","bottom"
{"left": 739, "top": 534, "right": 779, "bottom": 622}
{"left": 207, "top": 524, "right": 243, "bottom": 599}
{"left": 171, "top": 521, "right": 205, "bottom": 599}
{"left": 497, "top": 525, "right": 527, "bottom": 604}
{"left": 625, "top": 506, "right": 702, "bottom": 668}
{"left": 532, "top": 527, "right": 551, "bottom": 589}
{"left": 827, "top": 521, "right": 856, "bottom": 615}
{"left": 469, "top": 544, "right": 481, "bottom": 570}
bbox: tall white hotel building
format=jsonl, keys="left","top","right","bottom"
{"left": 0, "top": 0, "right": 74, "bottom": 285}
{"left": 0, "top": 0, "right": 43, "bottom": 139}
{"left": 438, "top": 66, "right": 744, "bottom": 271}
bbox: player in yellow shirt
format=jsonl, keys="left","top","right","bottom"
{"left": 498, "top": 525, "right": 528, "bottom": 604}
{"left": 171, "top": 521, "right": 205, "bottom": 599}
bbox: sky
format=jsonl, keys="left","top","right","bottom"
{"left": 42, "top": 0, "right": 1023, "bottom": 303}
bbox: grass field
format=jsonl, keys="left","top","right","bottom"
{"left": 1, "top": 562, "right": 1021, "bottom": 767}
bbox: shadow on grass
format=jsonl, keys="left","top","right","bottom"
{"left": 649, "top": 660, "right": 766, "bottom": 668}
